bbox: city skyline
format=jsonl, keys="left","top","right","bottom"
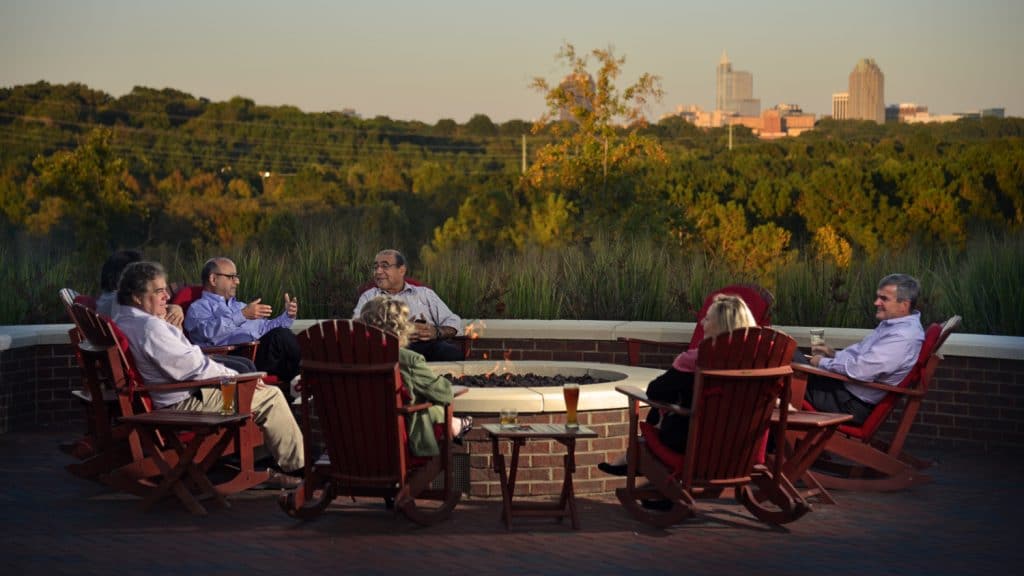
{"left": 2, "top": 0, "right": 1020, "bottom": 123}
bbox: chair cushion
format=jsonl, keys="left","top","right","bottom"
{"left": 170, "top": 285, "right": 205, "bottom": 316}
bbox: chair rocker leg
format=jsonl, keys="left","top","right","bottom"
{"left": 814, "top": 437, "right": 930, "bottom": 492}
{"left": 737, "top": 469, "right": 810, "bottom": 525}
{"left": 396, "top": 456, "right": 461, "bottom": 526}
{"left": 278, "top": 469, "right": 334, "bottom": 520}
{"left": 615, "top": 449, "right": 694, "bottom": 529}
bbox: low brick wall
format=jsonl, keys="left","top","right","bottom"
{"left": 2, "top": 332, "right": 1022, "bottom": 453}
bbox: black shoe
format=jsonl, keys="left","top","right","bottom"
{"left": 598, "top": 462, "right": 628, "bottom": 476}
{"left": 641, "top": 498, "right": 673, "bottom": 511}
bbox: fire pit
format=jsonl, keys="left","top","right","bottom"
{"left": 428, "top": 360, "right": 662, "bottom": 415}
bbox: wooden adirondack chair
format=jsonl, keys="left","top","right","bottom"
{"left": 791, "top": 315, "right": 961, "bottom": 492}
{"left": 66, "top": 303, "right": 271, "bottom": 496}
{"left": 615, "top": 327, "right": 809, "bottom": 528}
{"left": 279, "top": 319, "right": 463, "bottom": 526}
{"left": 618, "top": 284, "right": 775, "bottom": 366}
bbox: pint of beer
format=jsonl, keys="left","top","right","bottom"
{"left": 220, "top": 376, "right": 237, "bottom": 415}
{"left": 563, "top": 383, "right": 580, "bottom": 429}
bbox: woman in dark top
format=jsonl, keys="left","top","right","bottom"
{"left": 599, "top": 294, "right": 758, "bottom": 473}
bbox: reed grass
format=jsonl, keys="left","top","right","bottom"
{"left": 6, "top": 226, "right": 1022, "bottom": 336}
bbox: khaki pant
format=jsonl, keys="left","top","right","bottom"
{"left": 171, "top": 385, "right": 304, "bottom": 473}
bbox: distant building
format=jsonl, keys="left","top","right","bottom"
{"left": 981, "top": 108, "right": 1005, "bottom": 118}
{"left": 832, "top": 92, "right": 849, "bottom": 120}
{"left": 848, "top": 58, "right": 885, "bottom": 123}
{"left": 716, "top": 51, "right": 761, "bottom": 117}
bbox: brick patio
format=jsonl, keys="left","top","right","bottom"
{"left": 3, "top": 431, "right": 1022, "bottom": 575}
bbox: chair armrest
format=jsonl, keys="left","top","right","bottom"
{"left": 614, "top": 385, "right": 692, "bottom": 416}
{"left": 791, "top": 363, "right": 923, "bottom": 398}
{"left": 136, "top": 372, "right": 267, "bottom": 393}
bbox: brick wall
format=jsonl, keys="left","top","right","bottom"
{"left": 3, "top": 338, "right": 1023, "bottom": 451}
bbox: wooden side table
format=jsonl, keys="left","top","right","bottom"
{"left": 119, "top": 410, "right": 253, "bottom": 516}
{"left": 774, "top": 409, "right": 854, "bottom": 504}
{"left": 483, "top": 423, "right": 598, "bottom": 530}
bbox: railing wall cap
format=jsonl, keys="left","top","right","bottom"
{"left": 3, "top": 320, "right": 1021, "bottom": 361}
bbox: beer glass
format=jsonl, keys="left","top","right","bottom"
{"left": 809, "top": 328, "right": 826, "bottom": 348}
{"left": 219, "top": 376, "right": 237, "bottom": 415}
{"left": 563, "top": 383, "right": 580, "bottom": 429}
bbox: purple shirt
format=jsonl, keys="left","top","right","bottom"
{"left": 353, "top": 283, "right": 462, "bottom": 335}
{"left": 184, "top": 290, "right": 294, "bottom": 347}
{"left": 818, "top": 311, "right": 924, "bottom": 404}
{"left": 115, "top": 306, "right": 236, "bottom": 408}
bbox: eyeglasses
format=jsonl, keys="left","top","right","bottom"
{"left": 214, "top": 272, "right": 241, "bottom": 280}
{"left": 371, "top": 262, "right": 396, "bottom": 271}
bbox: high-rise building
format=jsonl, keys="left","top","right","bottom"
{"left": 848, "top": 58, "right": 885, "bottom": 124}
{"left": 716, "top": 51, "right": 760, "bottom": 117}
{"left": 832, "top": 92, "right": 849, "bottom": 119}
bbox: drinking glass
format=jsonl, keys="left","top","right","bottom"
{"left": 500, "top": 408, "right": 518, "bottom": 428}
{"left": 219, "top": 376, "right": 237, "bottom": 415}
{"left": 563, "top": 383, "right": 580, "bottom": 429}
{"left": 809, "top": 329, "right": 826, "bottom": 348}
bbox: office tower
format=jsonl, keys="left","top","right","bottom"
{"left": 832, "top": 92, "right": 849, "bottom": 119}
{"left": 848, "top": 58, "right": 884, "bottom": 123}
{"left": 716, "top": 51, "right": 760, "bottom": 117}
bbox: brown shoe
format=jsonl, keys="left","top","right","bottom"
{"left": 261, "top": 470, "right": 302, "bottom": 490}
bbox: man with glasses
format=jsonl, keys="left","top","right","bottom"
{"left": 353, "top": 249, "right": 464, "bottom": 362}
{"left": 184, "top": 257, "right": 301, "bottom": 399}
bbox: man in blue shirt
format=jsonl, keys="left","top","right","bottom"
{"left": 805, "top": 273, "right": 925, "bottom": 425}
{"left": 184, "top": 257, "right": 301, "bottom": 399}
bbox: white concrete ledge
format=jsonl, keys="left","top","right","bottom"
{"left": 3, "top": 319, "right": 1021, "bottom": 361}
{"left": 428, "top": 360, "right": 663, "bottom": 414}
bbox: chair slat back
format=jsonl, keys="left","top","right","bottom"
{"left": 298, "top": 319, "right": 407, "bottom": 488}
{"left": 169, "top": 285, "right": 205, "bottom": 317}
{"left": 683, "top": 328, "right": 796, "bottom": 489}
{"left": 688, "top": 285, "right": 775, "bottom": 348}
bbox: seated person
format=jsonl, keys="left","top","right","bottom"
{"left": 359, "top": 295, "right": 473, "bottom": 455}
{"left": 184, "top": 257, "right": 302, "bottom": 398}
{"left": 353, "top": 249, "right": 463, "bottom": 362}
{"left": 113, "top": 261, "right": 303, "bottom": 485}
{"left": 804, "top": 273, "right": 925, "bottom": 425}
{"left": 96, "top": 249, "right": 183, "bottom": 328}
{"left": 599, "top": 294, "right": 758, "bottom": 476}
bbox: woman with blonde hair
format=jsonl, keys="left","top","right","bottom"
{"left": 598, "top": 294, "right": 758, "bottom": 475}
{"left": 359, "top": 295, "right": 472, "bottom": 456}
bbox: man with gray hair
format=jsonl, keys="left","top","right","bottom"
{"left": 805, "top": 273, "right": 925, "bottom": 425}
{"left": 114, "top": 261, "right": 303, "bottom": 485}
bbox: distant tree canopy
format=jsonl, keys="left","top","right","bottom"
{"left": 1, "top": 73, "right": 1023, "bottom": 286}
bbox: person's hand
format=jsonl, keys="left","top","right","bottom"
{"left": 284, "top": 293, "right": 298, "bottom": 318}
{"left": 810, "top": 344, "right": 834, "bottom": 358}
{"left": 810, "top": 354, "right": 824, "bottom": 367}
{"left": 412, "top": 319, "right": 436, "bottom": 341}
{"left": 255, "top": 377, "right": 267, "bottom": 390}
{"left": 164, "top": 304, "right": 185, "bottom": 329}
{"left": 243, "top": 298, "right": 273, "bottom": 320}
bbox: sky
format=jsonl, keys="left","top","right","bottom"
{"left": 2, "top": 0, "right": 1021, "bottom": 123}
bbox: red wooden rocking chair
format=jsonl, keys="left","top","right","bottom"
{"left": 791, "top": 315, "right": 961, "bottom": 492}
{"left": 279, "top": 319, "right": 463, "bottom": 526}
{"left": 618, "top": 284, "right": 775, "bottom": 366}
{"left": 66, "top": 303, "right": 271, "bottom": 496}
{"left": 615, "top": 327, "right": 809, "bottom": 528}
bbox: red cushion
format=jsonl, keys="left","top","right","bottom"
{"left": 169, "top": 285, "right": 205, "bottom": 316}
{"left": 640, "top": 421, "right": 686, "bottom": 475}
{"left": 73, "top": 294, "right": 97, "bottom": 311}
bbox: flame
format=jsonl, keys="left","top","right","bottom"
{"left": 464, "top": 320, "right": 486, "bottom": 340}
{"left": 484, "top": 349, "right": 515, "bottom": 379}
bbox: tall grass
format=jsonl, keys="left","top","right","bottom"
{"left": 5, "top": 226, "right": 1022, "bottom": 336}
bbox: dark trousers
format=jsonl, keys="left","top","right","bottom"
{"left": 805, "top": 375, "right": 875, "bottom": 426}
{"left": 253, "top": 327, "right": 302, "bottom": 386}
{"left": 408, "top": 339, "right": 464, "bottom": 362}
{"left": 210, "top": 354, "right": 258, "bottom": 374}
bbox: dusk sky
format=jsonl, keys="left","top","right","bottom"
{"left": 2, "top": 0, "right": 1020, "bottom": 123}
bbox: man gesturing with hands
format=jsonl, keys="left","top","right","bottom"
{"left": 185, "top": 257, "right": 302, "bottom": 400}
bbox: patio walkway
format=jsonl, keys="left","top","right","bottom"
{"left": 2, "top": 432, "right": 1022, "bottom": 575}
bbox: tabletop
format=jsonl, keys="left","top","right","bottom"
{"left": 482, "top": 423, "right": 598, "bottom": 439}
